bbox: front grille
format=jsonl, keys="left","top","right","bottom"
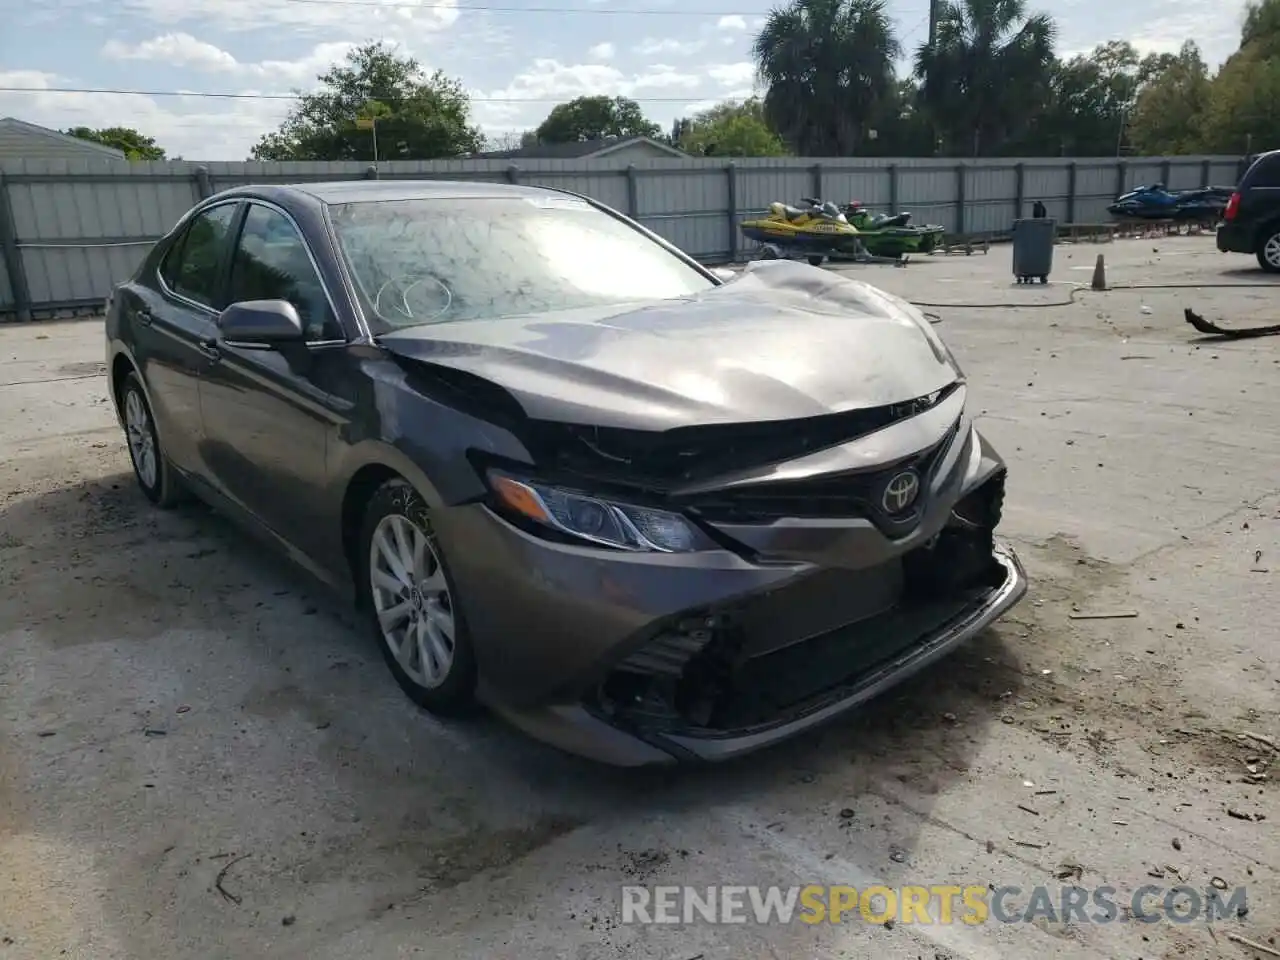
{"left": 677, "top": 419, "right": 960, "bottom": 536}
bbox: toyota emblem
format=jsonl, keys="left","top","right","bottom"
{"left": 881, "top": 470, "right": 921, "bottom": 514}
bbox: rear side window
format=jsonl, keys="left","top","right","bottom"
{"left": 1245, "top": 155, "right": 1280, "bottom": 189}
{"left": 226, "top": 204, "right": 342, "bottom": 341}
{"left": 160, "top": 203, "right": 239, "bottom": 307}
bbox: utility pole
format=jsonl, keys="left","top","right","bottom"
{"left": 926, "top": 0, "right": 941, "bottom": 155}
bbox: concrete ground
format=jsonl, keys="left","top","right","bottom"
{"left": 0, "top": 234, "right": 1277, "bottom": 960}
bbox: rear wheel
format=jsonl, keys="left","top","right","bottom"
{"left": 807, "top": 255, "right": 824, "bottom": 267}
{"left": 120, "top": 372, "right": 181, "bottom": 507}
{"left": 1256, "top": 228, "right": 1280, "bottom": 272}
{"left": 359, "top": 479, "right": 477, "bottom": 715}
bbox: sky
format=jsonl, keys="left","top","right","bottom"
{"left": 0, "top": 0, "right": 1253, "bottom": 161}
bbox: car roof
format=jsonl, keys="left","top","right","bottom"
{"left": 251, "top": 180, "right": 572, "bottom": 205}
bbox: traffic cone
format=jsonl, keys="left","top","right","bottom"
{"left": 1091, "top": 254, "right": 1107, "bottom": 291}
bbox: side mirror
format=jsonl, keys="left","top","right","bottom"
{"left": 710, "top": 267, "right": 736, "bottom": 282}
{"left": 218, "top": 299, "right": 304, "bottom": 345}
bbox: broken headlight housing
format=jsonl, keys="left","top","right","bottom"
{"left": 486, "top": 470, "right": 714, "bottom": 553}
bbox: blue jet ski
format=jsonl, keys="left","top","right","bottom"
{"left": 1108, "top": 183, "right": 1234, "bottom": 221}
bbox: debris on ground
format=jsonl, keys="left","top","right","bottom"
{"left": 1184, "top": 307, "right": 1280, "bottom": 339}
{"left": 214, "top": 854, "right": 251, "bottom": 905}
{"left": 1226, "top": 807, "right": 1266, "bottom": 822}
{"left": 1226, "top": 933, "right": 1280, "bottom": 958}
{"left": 1068, "top": 610, "right": 1138, "bottom": 620}
{"left": 1241, "top": 732, "right": 1277, "bottom": 752}
{"left": 1054, "top": 861, "right": 1083, "bottom": 881}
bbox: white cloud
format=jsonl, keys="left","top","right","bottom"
{"left": 717, "top": 14, "right": 747, "bottom": 30}
{"left": 1129, "top": 36, "right": 1188, "bottom": 55}
{"left": 587, "top": 42, "right": 615, "bottom": 61}
{"left": 706, "top": 62, "right": 755, "bottom": 87}
{"left": 117, "top": 0, "right": 460, "bottom": 35}
{"left": 100, "top": 36, "right": 399, "bottom": 87}
{"left": 102, "top": 33, "right": 239, "bottom": 71}
{"left": 471, "top": 57, "right": 709, "bottom": 134}
{"left": 631, "top": 65, "right": 702, "bottom": 90}
{"left": 680, "top": 88, "right": 756, "bottom": 116}
{"left": 0, "top": 70, "right": 290, "bottom": 161}
{"left": 634, "top": 37, "right": 707, "bottom": 57}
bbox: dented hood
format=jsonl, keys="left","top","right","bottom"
{"left": 377, "top": 260, "right": 961, "bottom": 430}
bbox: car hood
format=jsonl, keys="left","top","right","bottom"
{"left": 377, "top": 260, "right": 961, "bottom": 430}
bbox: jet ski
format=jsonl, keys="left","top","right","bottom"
{"left": 840, "top": 201, "right": 945, "bottom": 257}
{"left": 1107, "top": 183, "right": 1234, "bottom": 221}
{"left": 739, "top": 198, "right": 862, "bottom": 265}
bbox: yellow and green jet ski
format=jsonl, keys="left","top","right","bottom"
{"left": 739, "top": 198, "right": 862, "bottom": 265}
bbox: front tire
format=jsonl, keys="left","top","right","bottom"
{"left": 120, "top": 372, "right": 181, "bottom": 507}
{"left": 358, "top": 479, "right": 476, "bottom": 715}
{"left": 1256, "top": 228, "right": 1280, "bottom": 272}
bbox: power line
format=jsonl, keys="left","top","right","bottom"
{"left": 54, "top": 0, "right": 763, "bottom": 14}
{"left": 0, "top": 85, "right": 749, "bottom": 104}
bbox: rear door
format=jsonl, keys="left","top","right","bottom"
{"left": 197, "top": 200, "right": 349, "bottom": 564}
{"left": 127, "top": 200, "right": 241, "bottom": 475}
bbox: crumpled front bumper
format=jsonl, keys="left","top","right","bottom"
{"left": 488, "top": 543, "right": 1026, "bottom": 766}
{"left": 650, "top": 542, "right": 1026, "bottom": 762}
{"left": 439, "top": 411, "right": 1027, "bottom": 766}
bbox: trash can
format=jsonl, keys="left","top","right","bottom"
{"left": 1011, "top": 217, "right": 1056, "bottom": 284}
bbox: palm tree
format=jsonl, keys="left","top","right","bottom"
{"left": 752, "top": 0, "right": 900, "bottom": 156}
{"left": 915, "top": 0, "right": 1056, "bottom": 156}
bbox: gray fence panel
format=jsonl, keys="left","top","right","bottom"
{"left": 0, "top": 153, "right": 1245, "bottom": 320}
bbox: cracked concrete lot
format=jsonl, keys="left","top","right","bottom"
{"left": 0, "top": 234, "right": 1277, "bottom": 959}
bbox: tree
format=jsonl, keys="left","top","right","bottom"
{"left": 532, "top": 96, "right": 660, "bottom": 143}
{"left": 65, "top": 127, "right": 165, "bottom": 160}
{"left": 250, "top": 41, "right": 483, "bottom": 161}
{"left": 675, "top": 98, "right": 788, "bottom": 156}
{"left": 752, "top": 0, "right": 900, "bottom": 155}
{"left": 858, "top": 79, "right": 937, "bottom": 156}
{"left": 1195, "top": 0, "right": 1280, "bottom": 154}
{"left": 1126, "top": 41, "right": 1213, "bottom": 155}
{"left": 1030, "top": 41, "right": 1140, "bottom": 156}
{"left": 915, "top": 0, "right": 1057, "bottom": 156}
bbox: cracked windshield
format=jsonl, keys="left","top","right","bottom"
{"left": 329, "top": 196, "right": 715, "bottom": 331}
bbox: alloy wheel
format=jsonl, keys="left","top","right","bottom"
{"left": 368, "top": 513, "right": 456, "bottom": 689}
{"left": 1265, "top": 233, "right": 1280, "bottom": 269}
{"left": 124, "top": 387, "right": 158, "bottom": 490}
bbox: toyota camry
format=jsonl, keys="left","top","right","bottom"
{"left": 105, "top": 179, "right": 1027, "bottom": 765}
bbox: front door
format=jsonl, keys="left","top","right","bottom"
{"left": 197, "top": 201, "right": 349, "bottom": 564}
{"left": 132, "top": 201, "right": 240, "bottom": 475}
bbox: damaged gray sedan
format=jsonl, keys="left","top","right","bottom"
{"left": 105, "top": 180, "right": 1026, "bottom": 766}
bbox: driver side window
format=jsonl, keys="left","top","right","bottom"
{"left": 227, "top": 204, "right": 342, "bottom": 341}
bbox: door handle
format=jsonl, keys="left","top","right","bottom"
{"left": 136, "top": 306, "right": 154, "bottom": 326}
{"left": 197, "top": 337, "right": 221, "bottom": 362}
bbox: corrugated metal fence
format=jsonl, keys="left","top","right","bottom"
{"left": 0, "top": 153, "right": 1243, "bottom": 321}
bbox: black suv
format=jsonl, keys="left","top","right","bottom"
{"left": 1217, "top": 149, "right": 1280, "bottom": 272}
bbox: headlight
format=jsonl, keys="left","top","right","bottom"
{"left": 487, "top": 470, "right": 710, "bottom": 553}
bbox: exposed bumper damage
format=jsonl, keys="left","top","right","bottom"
{"left": 446, "top": 401, "right": 1027, "bottom": 767}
